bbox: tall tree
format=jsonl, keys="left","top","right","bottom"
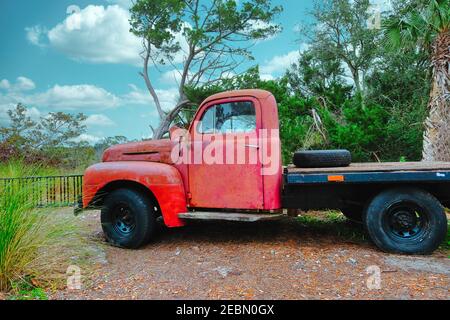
{"left": 286, "top": 47, "right": 353, "bottom": 110}
{"left": 297, "top": 0, "right": 379, "bottom": 102}
{"left": 384, "top": 0, "right": 450, "bottom": 161}
{"left": 130, "top": 0, "right": 282, "bottom": 139}
{"left": 0, "top": 103, "right": 36, "bottom": 149}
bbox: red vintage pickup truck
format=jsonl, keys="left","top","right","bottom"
{"left": 77, "top": 89, "right": 448, "bottom": 255}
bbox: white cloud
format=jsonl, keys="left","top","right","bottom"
{"left": 0, "top": 79, "right": 11, "bottom": 90}
{"left": 0, "top": 75, "right": 179, "bottom": 137}
{"left": 292, "top": 24, "right": 302, "bottom": 33}
{"left": 0, "top": 80, "right": 120, "bottom": 112}
{"left": 122, "top": 85, "right": 179, "bottom": 112}
{"left": 260, "top": 44, "right": 309, "bottom": 79}
{"left": 260, "top": 74, "right": 275, "bottom": 81}
{"left": 106, "top": 0, "right": 133, "bottom": 9}
{"left": 26, "top": 107, "right": 42, "bottom": 120}
{"left": 0, "top": 76, "right": 179, "bottom": 114}
{"left": 41, "top": 5, "right": 142, "bottom": 66}
{"left": 33, "top": 84, "right": 120, "bottom": 110}
{"left": 25, "top": 25, "right": 47, "bottom": 47}
{"left": 249, "top": 20, "right": 279, "bottom": 43}
{"left": 260, "top": 51, "right": 301, "bottom": 76}
{"left": 85, "top": 114, "right": 115, "bottom": 127}
{"left": 16, "top": 77, "right": 36, "bottom": 91}
{"left": 0, "top": 77, "right": 36, "bottom": 92}
{"left": 72, "top": 133, "right": 102, "bottom": 144}
{"left": 159, "top": 70, "right": 183, "bottom": 85}
{"left": 26, "top": 5, "right": 192, "bottom": 67}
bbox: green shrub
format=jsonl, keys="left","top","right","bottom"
{"left": 0, "top": 163, "right": 79, "bottom": 292}
{"left": 0, "top": 186, "right": 46, "bottom": 291}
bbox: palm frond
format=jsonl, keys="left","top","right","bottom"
{"left": 382, "top": 0, "right": 449, "bottom": 51}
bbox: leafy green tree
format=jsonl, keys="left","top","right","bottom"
{"left": 0, "top": 104, "right": 89, "bottom": 166}
{"left": 129, "top": 0, "right": 185, "bottom": 120}
{"left": 383, "top": 0, "right": 450, "bottom": 161}
{"left": 286, "top": 48, "right": 353, "bottom": 110}
{"left": 130, "top": 0, "right": 283, "bottom": 139}
{"left": 0, "top": 104, "right": 36, "bottom": 149}
{"left": 30, "top": 112, "right": 87, "bottom": 151}
{"left": 366, "top": 48, "right": 430, "bottom": 107}
{"left": 298, "top": 0, "right": 379, "bottom": 101}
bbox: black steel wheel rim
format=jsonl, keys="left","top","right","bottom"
{"left": 112, "top": 203, "right": 136, "bottom": 236}
{"left": 382, "top": 201, "right": 429, "bottom": 240}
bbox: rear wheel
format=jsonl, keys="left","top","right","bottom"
{"left": 101, "top": 188, "right": 156, "bottom": 249}
{"left": 364, "top": 188, "right": 447, "bottom": 255}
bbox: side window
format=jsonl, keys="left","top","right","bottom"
{"left": 198, "top": 106, "right": 215, "bottom": 134}
{"left": 198, "top": 101, "right": 256, "bottom": 134}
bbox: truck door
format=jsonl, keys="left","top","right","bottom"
{"left": 188, "top": 97, "right": 264, "bottom": 210}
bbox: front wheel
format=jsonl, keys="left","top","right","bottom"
{"left": 364, "top": 188, "right": 447, "bottom": 255}
{"left": 101, "top": 188, "right": 157, "bottom": 249}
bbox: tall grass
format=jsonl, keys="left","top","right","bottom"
{"left": 0, "top": 160, "right": 59, "bottom": 178}
{"left": 0, "top": 159, "right": 84, "bottom": 178}
{"left": 0, "top": 161, "right": 79, "bottom": 292}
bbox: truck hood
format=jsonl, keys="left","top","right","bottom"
{"left": 102, "top": 139, "right": 176, "bottom": 164}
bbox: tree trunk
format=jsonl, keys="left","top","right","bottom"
{"left": 422, "top": 30, "right": 450, "bottom": 161}
{"left": 152, "top": 100, "right": 192, "bottom": 140}
{"left": 151, "top": 47, "right": 195, "bottom": 140}
{"left": 348, "top": 63, "right": 365, "bottom": 107}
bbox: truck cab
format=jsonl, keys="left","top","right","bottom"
{"left": 79, "top": 89, "right": 448, "bottom": 255}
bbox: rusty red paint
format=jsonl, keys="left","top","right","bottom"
{"left": 187, "top": 90, "right": 282, "bottom": 210}
{"left": 188, "top": 96, "right": 264, "bottom": 209}
{"left": 83, "top": 161, "right": 187, "bottom": 227}
{"left": 82, "top": 89, "right": 283, "bottom": 228}
{"left": 102, "top": 139, "right": 176, "bottom": 164}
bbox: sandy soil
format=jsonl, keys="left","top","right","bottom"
{"left": 51, "top": 210, "right": 449, "bottom": 300}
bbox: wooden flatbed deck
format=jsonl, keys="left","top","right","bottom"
{"left": 286, "top": 162, "right": 450, "bottom": 174}
{"left": 285, "top": 162, "right": 450, "bottom": 185}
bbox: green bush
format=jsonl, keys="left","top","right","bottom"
{"left": 316, "top": 97, "right": 426, "bottom": 162}
{"left": 0, "top": 163, "right": 78, "bottom": 292}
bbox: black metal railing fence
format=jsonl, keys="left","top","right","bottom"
{"left": 0, "top": 175, "right": 83, "bottom": 208}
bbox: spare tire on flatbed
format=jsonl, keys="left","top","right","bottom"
{"left": 293, "top": 150, "right": 352, "bottom": 168}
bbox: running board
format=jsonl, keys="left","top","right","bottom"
{"left": 179, "top": 212, "right": 285, "bottom": 222}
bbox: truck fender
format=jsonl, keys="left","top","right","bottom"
{"left": 83, "top": 161, "right": 187, "bottom": 228}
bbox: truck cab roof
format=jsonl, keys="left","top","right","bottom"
{"left": 202, "top": 89, "right": 273, "bottom": 105}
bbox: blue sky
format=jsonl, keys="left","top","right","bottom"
{"left": 0, "top": 0, "right": 317, "bottom": 142}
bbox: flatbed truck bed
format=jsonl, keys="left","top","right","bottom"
{"left": 285, "top": 162, "right": 450, "bottom": 185}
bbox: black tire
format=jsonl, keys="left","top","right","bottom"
{"left": 364, "top": 188, "right": 447, "bottom": 255}
{"left": 293, "top": 150, "right": 351, "bottom": 168}
{"left": 101, "top": 188, "right": 156, "bottom": 249}
{"left": 341, "top": 206, "right": 364, "bottom": 223}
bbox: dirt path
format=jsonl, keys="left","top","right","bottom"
{"left": 51, "top": 210, "right": 449, "bottom": 300}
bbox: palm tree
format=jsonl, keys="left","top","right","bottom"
{"left": 384, "top": 0, "right": 449, "bottom": 161}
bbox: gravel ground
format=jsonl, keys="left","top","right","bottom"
{"left": 51, "top": 210, "right": 449, "bottom": 300}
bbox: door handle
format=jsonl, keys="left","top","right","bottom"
{"left": 245, "top": 144, "right": 259, "bottom": 149}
